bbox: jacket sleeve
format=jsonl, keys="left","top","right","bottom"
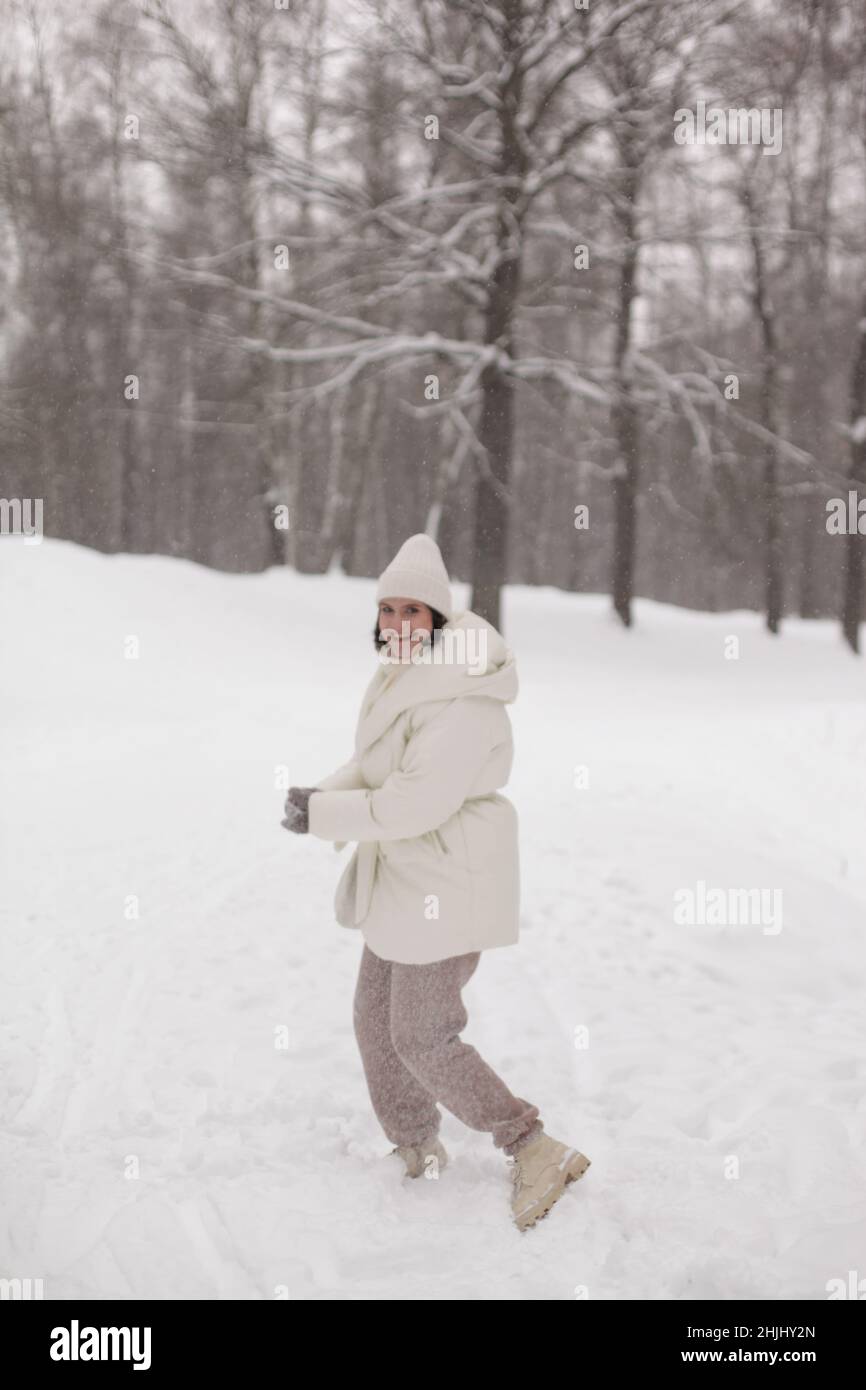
{"left": 311, "top": 756, "right": 366, "bottom": 851}
{"left": 308, "top": 697, "right": 499, "bottom": 843}
{"left": 314, "top": 756, "right": 366, "bottom": 793}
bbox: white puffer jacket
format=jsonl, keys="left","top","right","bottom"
{"left": 308, "top": 609, "right": 521, "bottom": 964}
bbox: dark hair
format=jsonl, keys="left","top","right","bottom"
{"left": 373, "top": 604, "right": 447, "bottom": 652}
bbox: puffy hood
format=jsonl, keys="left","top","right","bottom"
{"left": 355, "top": 608, "right": 517, "bottom": 755}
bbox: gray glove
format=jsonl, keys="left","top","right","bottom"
{"left": 281, "top": 786, "right": 319, "bottom": 835}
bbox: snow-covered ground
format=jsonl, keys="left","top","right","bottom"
{"left": 1, "top": 537, "right": 865, "bottom": 1300}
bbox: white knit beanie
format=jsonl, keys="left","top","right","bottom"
{"left": 375, "top": 533, "right": 453, "bottom": 620}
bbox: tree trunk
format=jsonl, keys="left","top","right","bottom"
{"left": 472, "top": 347, "right": 515, "bottom": 631}
{"left": 798, "top": 29, "right": 834, "bottom": 618}
{"left": 743, "top": 179, "right": 784, "bottom": 633}
{"left": 612, "top": 170, "right": 640, "bottom": 627}
{"left": 468, "top": 1, "right": 525, "bottom": 633}
{"left": 842, "top": 289, "right": 866, "bottom": 652}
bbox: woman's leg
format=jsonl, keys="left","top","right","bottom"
{"left": 353, "top": 943, "right": 442, "bottom": 1149}
{"left": 389, "top": 951, "right": 543, "bottom": 1156}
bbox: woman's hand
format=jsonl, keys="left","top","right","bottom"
{"left": 281, "top": 786, "right": 319, "bottom": 835}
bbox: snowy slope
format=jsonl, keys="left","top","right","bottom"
{"left": 1, "top": 537, "right": 865, "bottom": 1300}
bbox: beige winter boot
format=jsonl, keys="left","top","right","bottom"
{"left": 508, "top": 1133, "right": 591, "bottom": 1231}
{"left": 390, "top": 1136, "right": 449, "bottom": 1179}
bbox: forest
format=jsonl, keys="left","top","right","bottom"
{"left": 1, "top": 0, "right": 865, "bottom": 644}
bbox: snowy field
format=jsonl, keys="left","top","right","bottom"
{"left": 2, "top": 537, "right": 865, "bottom": 1301}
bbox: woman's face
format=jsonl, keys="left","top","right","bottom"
{"left": 378, "top": 597, "right": 433, "bottom": 662}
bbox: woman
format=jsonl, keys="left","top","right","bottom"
{"left": 282, "top": 534, "right": 590, "bottom": 1231}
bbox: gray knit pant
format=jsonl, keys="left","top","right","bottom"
{"left": 353, "top": 942, "right": 543, "bottom": 1158}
